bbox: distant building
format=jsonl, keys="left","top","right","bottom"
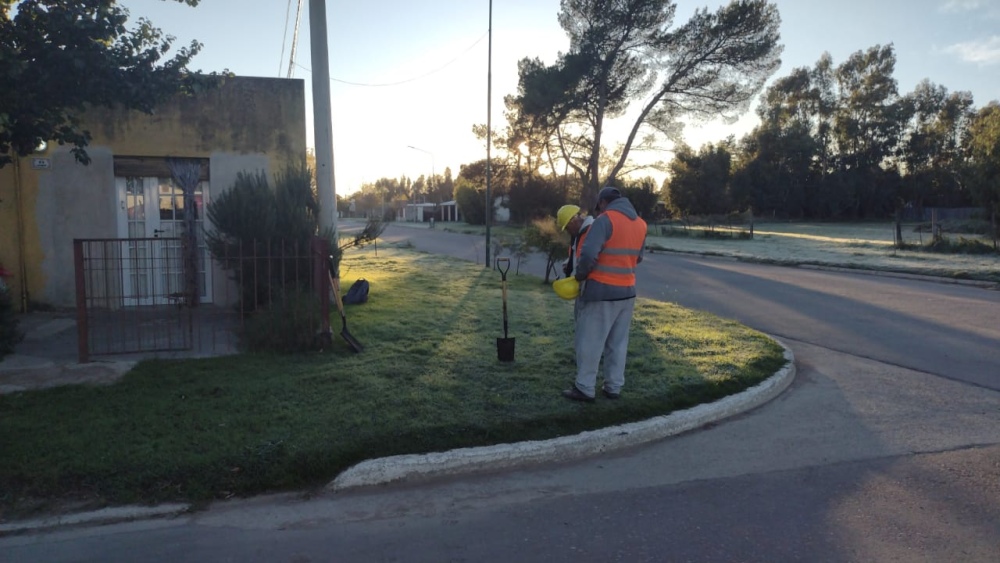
{"left": 399, "top": 200, "right": 462, "bottom": 223}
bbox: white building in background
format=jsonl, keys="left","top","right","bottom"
{"left": 399, "top": 200, "right": 463, "bottom": 223}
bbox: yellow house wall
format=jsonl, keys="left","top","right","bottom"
{"left": 0, "top": 76, "right": 306, "bottom": 309}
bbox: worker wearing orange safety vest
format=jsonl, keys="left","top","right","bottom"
{"left": 561, "top": 187, "right": 647, "bottom": 403}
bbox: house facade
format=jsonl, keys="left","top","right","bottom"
{"left": 0, "top": 76, "right": 307, "bottom": 310}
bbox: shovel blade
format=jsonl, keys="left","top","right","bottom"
{"left": 497, "top": 337, "right": 515, "bottom": 362}
{"left": 342, "top": 327, "right": 364, "bottom": 353}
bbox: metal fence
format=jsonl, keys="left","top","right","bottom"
{"left": 655, "top": 213, "right": 755, "bottom": 239}
{"left": 73, "top": 237, "right": 330, "bottom": 362}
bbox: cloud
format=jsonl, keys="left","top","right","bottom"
{"left": 940, "top": 0, "right": 1000, "bottom": 17}
{"left": 944, "top": 36, "right": 1000, "bottom": 64}
{"left": 940, "top": 0, "right": 984, "bottom": 12}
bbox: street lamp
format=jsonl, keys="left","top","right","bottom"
{"left": 407, "top": 145, "right": 435, "bottom": 204}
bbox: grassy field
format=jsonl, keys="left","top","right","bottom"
{"left": 0, "top": 245, "right": 786, "bottom": 518}
{"left": 416, "top": 218, "right": 1000, "bottom": 282}
{"left": 645, "top": 221, "right": 1000, "bottom": 283}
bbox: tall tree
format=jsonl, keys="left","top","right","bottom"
{"left": 515, "top": 0, "right": 781, "bottom": 209}
{"left": 965, "top": 102, "right": 1000, "bottom": 230}
{"left": 832, "top": 44, "right": 906, "bottom": 217}
{"left": 665, "top": 141, "right": 732, "bottom": 216}
{"left": 427, "top": 166, "right": 455, "bottom": 204}
{"left": 617, "top": 176, "right": 660, "bottom": 220}
{"left": 731, "top": 119, "right": 819, "bottom": 218}
{"left": 738, "top": 64, "right": 829, "bottom": 218}
{"left": 0, "top": 0, "right": 216, "bottom": 167}
{"left": 899, "top": 80, "right": 975, "bottom": 211}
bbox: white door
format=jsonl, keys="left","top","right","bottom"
{"left": 116, "top": 176, "right": 213, "bottom": 305}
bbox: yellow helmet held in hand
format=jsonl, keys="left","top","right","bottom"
{"left": 556, "top": 204, "right": 581, "bottom": 231}
{"left": 552, "top": 277, "right": 580, "bottom": 300}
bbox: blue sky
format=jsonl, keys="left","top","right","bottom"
{"left": 123, "top": 0, "right": 1000, "bottom": 194}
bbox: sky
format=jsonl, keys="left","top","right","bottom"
{"left": 122, "top": 0, "right": 1000, "bottom": 195}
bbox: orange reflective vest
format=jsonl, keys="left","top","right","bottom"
{"left": 573, "top": 228, "right": 589, "bottom": 261}
{"left": 587, "top": 210, "right": 646, "bottom": 287}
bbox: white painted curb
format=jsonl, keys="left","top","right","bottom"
{"left": 329, "top": 338, "right": 796, "bottom": 491}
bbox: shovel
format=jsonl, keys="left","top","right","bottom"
{"left": 496, "top": 257, "right": 515, "bottom": 362}
{"left": 329, "top": 271, "right": 364, "bottom": 353}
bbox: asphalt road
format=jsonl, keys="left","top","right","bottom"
{"left": 4, "top": 224, "right": 999, "bottom": 562}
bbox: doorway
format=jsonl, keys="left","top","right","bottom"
{"left": 116, "top": 176, "right": 213, "bottom": 305}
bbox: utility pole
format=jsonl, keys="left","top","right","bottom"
{"left": 309, "top": 0, "right": 337, "bottom": 232}
{"left": 485, "top": 0, "right": 493, "bottom": 267}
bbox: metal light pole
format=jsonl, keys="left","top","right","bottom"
{"left": 407, "top": 145, "right": 435, "bottom": 204}
{"left": 485, "top": 0, "right": 493, "bottom": 267}
{"left": 309, "top": 0, "right": 337, "bottom": 232}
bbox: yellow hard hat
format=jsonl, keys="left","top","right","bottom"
{"left": 552, "top": 277, "right": 580, "bottom": 300}
{"left": 556, "top": 204, "right": 581, "bottom": 231}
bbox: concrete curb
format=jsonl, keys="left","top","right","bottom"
{"left": 328, "top": 338, "right": 796, "bottom": 491}
{"left": 0, "top": 503, "right": 190, "bottom": 536}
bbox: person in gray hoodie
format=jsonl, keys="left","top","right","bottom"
{"left": 562, "top": 187, "right": 647, "bottom": 403}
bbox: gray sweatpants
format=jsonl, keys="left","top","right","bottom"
{"left": 573, "top": 298, "right": 635, "bottom": 397}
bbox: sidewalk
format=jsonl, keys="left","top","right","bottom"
{"left": 0, "top": 309, "right": 223, "bottom": 394}
{"left": 0, "top": 311, "right": 135, "bottom": 394}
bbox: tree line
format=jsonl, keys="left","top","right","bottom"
{"left": 669, "top": 45, "right": 999, "bottom": 222}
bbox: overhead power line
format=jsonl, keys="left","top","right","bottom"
{"left": 286, "top": 0, "right": 305, "bottom": 78}
{"left": 277, "top": 0, "right": 294, "bottom": 76}
{"left": 278, "top": 0, "right": 305, "bottom": 78}
{"left": 294, "top": 31, "right": 488, "bottom": 87}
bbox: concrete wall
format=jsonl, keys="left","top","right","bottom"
{"left": 0, "top": 76, "right": 307, "bottom": 309}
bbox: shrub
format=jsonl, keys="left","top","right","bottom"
{"left": 0, "top": 278, "right": 23, "bottom": 359}
{"left": 206, "top": 165, "right": 334, "bottom": 312}
{"left": 205, "top": 165, "right": 385, "bottom": 353}
{"left": 522, "top": 219, "right": 568, "bottom": 283}
{"left": 923, "top": 236, "right": 998, "bottom": 255}
{"left": 507, "top": 174, "right": 567, "bottom": 224}
{"left": 238, "top": 290, "right": 322, "bottom": 353}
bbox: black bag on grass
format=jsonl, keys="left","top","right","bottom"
{"left": 343, "top": 278, "right": 370, "bottom": 305}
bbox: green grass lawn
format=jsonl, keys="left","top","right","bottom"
{"left": 0, "top": 245, "right": 786, "bottom": 518}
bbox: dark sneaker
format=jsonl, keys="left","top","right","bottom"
{"left": 561, "top": 386, "right": 595, "bottom": 403}
{"left": 602, "top": 388, "right": 620, "bottom": 400}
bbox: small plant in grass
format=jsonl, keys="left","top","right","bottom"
{"left": 923, "top": 236, "right": 998, "bottom": 255}
{"left": 522, "top": 218, "right": 568, "bottom": 283}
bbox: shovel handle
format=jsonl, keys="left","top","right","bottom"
{"left": 329, "top": 272, "right": 346, "bottom": 319}
{"left": 497, "top": 257, "right": 510, "bottom": 338}
{"left": 501, "top": 280, "right": 509, "bottom": 338}
{"left": 496, "top": 257, "right": 510, "bottom": 281}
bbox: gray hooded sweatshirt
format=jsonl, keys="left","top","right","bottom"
{"left": 574, "top": 196, "right": 646, "bottom": 302}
